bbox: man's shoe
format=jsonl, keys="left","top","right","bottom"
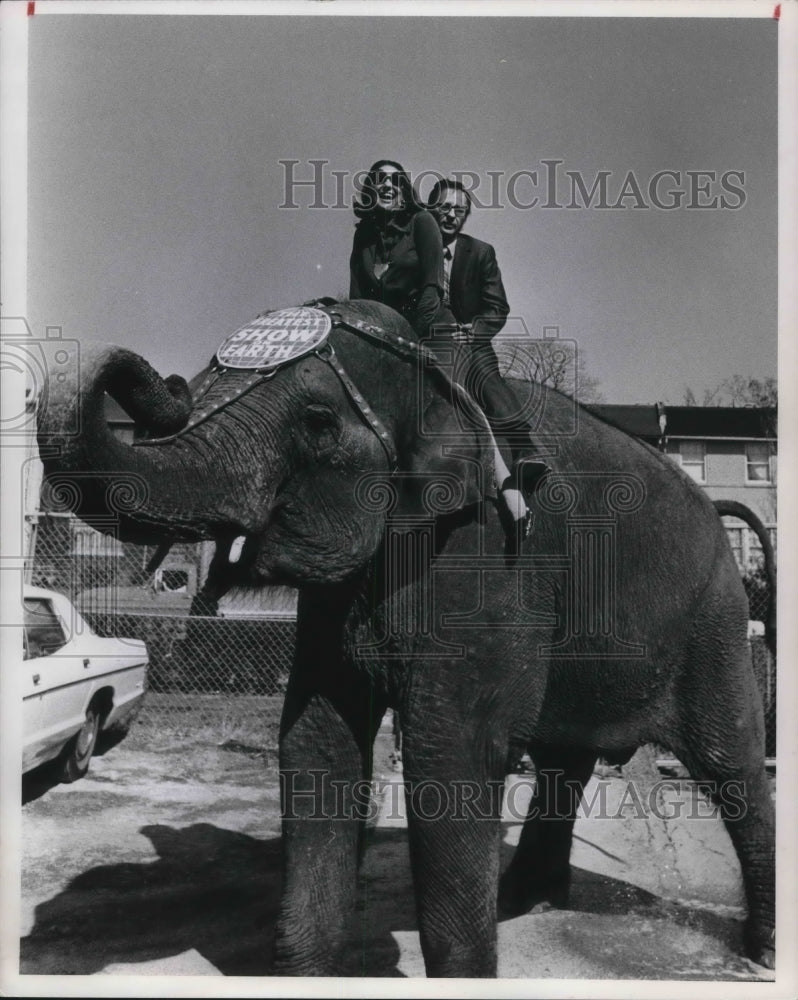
{"left": 510, "top": 459, "right": 552, "bottom": 495}
{"left": 505, "top": 509, "right": 534, "bottom": 557}
{"left": 519, "top": 508, "right": 534, "bottom": 541}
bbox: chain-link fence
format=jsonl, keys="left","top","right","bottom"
{"left": 750, "top": 635, "right": 776, "bottom": 758}
{"left": 26, "top": 511, "right": 776, "bottom": 758}
{"left": 84, "top": 612, "right": 293, "bottom": 695}
{"left": 742, "top": 566, "right": 776, "bottom": 759}
{"left": 26, "top": 513, "right": 295, "bottom": 739}
{"left": 743, "top": 570, "right": 771, "bottom": 628}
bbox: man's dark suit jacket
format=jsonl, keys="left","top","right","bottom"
{"left": 447, "top": 233, "right": 510, "bottom": 343}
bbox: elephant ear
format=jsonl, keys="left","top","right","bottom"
{"left": 391, "top": 383, "right": 496, "bottom": 522}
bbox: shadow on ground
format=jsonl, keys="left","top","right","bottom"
{"left": 21, "top": 821, "right": 748, "bottom": 978}
{"left": 522, "top": 862, "right": 744, "bottom": 952}
{"left": 21, "top": 823, "right": 283, "bottom": 976}
{"left": 22, "top": 735, "right": 135, "bottom": 805}
{"left": 22, "top": 760, "right": 65, "bottom": 805}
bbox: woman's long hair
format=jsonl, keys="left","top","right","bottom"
{"left": 353, "top": 159, "right": 422, "bottom": 219}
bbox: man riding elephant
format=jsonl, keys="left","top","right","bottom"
{"left": 428, "top": 175, "right": 551, "bottom": 530}
{"left": 37, "top": 297, "right": 775, "bottom": 977}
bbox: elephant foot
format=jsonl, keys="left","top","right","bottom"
{"left": 272, "top": 950, "right": 337, "bottom": 977}
{"left": 497, "top": 867, "right": 571, "bottom": 919}
{"left": 744, "top": 923, "right": 775, "bottom": 970}
{"left": 421, "top": 935, "right": 497, "bottom": 978}
{"left": 754, "top": 946, "right": 776, "bottom": 972}
{"left": 273, "top": 921, "right": 342, "bottom": 976}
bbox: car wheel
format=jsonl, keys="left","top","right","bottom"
{"left": 60, "top": 706, "right": 101, "bottom": 783}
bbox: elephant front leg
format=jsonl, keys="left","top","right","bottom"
{"left": 273, "top": 686, "right": 385, "bottom": 975}
{"left": 402, "top": 740, "right": 505, "bottom": 977}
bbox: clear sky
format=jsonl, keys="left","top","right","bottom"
{"left": 27, "top": 11, "right": 777, "bottom": 405}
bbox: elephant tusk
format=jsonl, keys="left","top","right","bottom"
{"left": 228, "top": 536, "right": 247, "bottom": 564}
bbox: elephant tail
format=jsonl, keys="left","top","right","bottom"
{"left": 714, "top": 500, "right": 776, "bottom": 658}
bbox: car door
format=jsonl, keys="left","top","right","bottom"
{"left": 23, "top": 595, "right": 91, "bottom": 769}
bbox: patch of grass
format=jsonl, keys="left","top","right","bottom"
{"left": 127, "top": 692, "right": 284, "bottom": 753}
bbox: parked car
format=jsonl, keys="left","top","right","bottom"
{"left": 22, "top": 585, "right": 148, "bottom": 781}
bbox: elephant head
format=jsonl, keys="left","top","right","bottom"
{"left": 37, "top": 301, "right": 493, "bottom": 585}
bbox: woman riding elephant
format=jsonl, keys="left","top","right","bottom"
{"left": 349, "top": 159, "right": 447, "bottom": 339}
{"left": 37, "top": 296, "right": 776, "bottom": 976}
{"left": 348, "top": 159, "right": 543, "bottom": 542}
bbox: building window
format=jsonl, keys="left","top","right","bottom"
{"left": 725, "top": 527, "right": 744, "bottom": 571}
{"left": 679, "top": 441, "right": 706, "bottom": 482}
{"left": 723, "top": 521, "right": 776, "bottom": 576}
{"left": 746, "top": 442, "right": 771, "bottom": 483}
{"left": 747, "top": 527, "right": 777, "bottom": 573}
{"left": 747, "top": 533, "right": 765, "bottom": 574}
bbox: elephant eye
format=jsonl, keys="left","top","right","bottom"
{"left": 302, "top": 404, "right": 340, "bottom": 434}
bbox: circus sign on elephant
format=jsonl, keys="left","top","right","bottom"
{"left": 216, "top": 306, "right": 332, "bottom": 370}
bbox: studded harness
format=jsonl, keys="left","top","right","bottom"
{"left": 135, "top": 302, "right": 491, "bottom": 476}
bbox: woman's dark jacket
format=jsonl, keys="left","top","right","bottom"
{"left": 349, "top": 209, "right": 446, "bottom": 338}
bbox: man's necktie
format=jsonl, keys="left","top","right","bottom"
{"left": 443, "top": 246, "right": 452, "bottom": 305}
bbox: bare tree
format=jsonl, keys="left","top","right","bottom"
{"left": 495, "top": 339, "right": 604, "bottom": 404}
{"left": 684, "top": 376, "right": 777, "bottom": 408}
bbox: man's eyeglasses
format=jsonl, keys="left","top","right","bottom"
{"left": 436, "top": 205, "right": 468, "bottom": 217}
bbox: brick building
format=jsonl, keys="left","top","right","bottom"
{"left": 590, "top": 404, "right": 777, "bottom": 575}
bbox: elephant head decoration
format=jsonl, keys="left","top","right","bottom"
{"left": 37, "top": 299, "right": 775, "bottom": 976}
{"left": 38, "top": 302, "right": 492, "bottom": 587}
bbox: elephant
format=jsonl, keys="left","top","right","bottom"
{"left": 36, "top": 298, "right": 775, "bottom": 977}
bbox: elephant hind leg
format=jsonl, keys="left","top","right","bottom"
{"left": 498, "top": 746, "right": 596, "bottom": 917}
{"left": 674, "top": 641, "right": 775, "bottom": 968}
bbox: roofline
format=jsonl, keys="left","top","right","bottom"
{"left": 666, "top": 435, "right": 777, "bottom": 443}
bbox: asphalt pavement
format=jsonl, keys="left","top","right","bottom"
{"left": 18, "top": 722, "right": 775, "bottom": 983}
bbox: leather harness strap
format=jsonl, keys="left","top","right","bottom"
{"left": 136, "top": 303, "right": 491, "bottom": 476}
{"left": 326, "top": 309, "right": 436, "bottom": 366}
{"left": 323, "top": 307, "right": 493, "bottom": 443}
{"left": 312, "top": 341, "right": 398, "bottom": 469}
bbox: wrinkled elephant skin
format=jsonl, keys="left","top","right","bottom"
{"left": 38, "top": 299, "right": 775, "bottom": 977}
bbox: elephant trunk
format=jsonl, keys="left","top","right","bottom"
{"left": 36, "top": 342, "right": 240, "bottom": 544}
